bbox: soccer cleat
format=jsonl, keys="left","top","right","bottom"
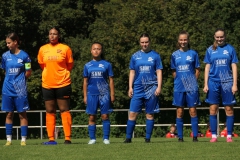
{"left": 20, "top": 141, "right": 26, "bottom": 146}
{"left": 64, "top": 140, "right": 72, "bottom": 144}
{"left": 227, "top": 137, "right": 233, "bottom": 143}
{"left": 88, "top": 139, "right": 96, "bottom": 144}
{"left": 123, "top": 138, "right": 132, "bottom": 143}
{"left": 145, "top": 138, "right": 151, "bottom": 143}
{"left": 103, "top": 139, "right": 110, "bottom": 144}
{"left": 4, "top": 141, "right": 12, "bottom": 146}
{"left": 178, "top": 138, "right": 184, "bottom": 142}
{"left": 210, "top": 138, "right": 217, "bottom": 143}
{"left": 42, "top": 141, "right": 57, "bottom": 145}
{"left": 193, "top": 137, "right": 198, "bottom": 142}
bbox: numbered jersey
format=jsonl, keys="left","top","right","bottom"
{"left": 171, "top": 49, "right": 200, "bottom": 92}
{"left": 204, "top": 44, "right": 238, "bottom": 82}
{"left": 83, "top": 60, "right": 113, "bottom": 95}
{"left": 129, "top": 50, "right": 163, "bottom": 98}
{"left": 1, "top": 50, "right": 31, "bottom": 96}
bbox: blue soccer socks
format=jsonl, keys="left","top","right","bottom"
{"left": 146, "top": 119, "right": 154, "bottom": 139}
{"left": 210, "top": 115, "right": 217, "bottom": 135}
{"left": 102, "top": 119, "right": 110, "bottom": 140}
{"left": 6, "top": 123, "right": 13, "bottom": 141}
{"left": 176, "top": 118, "right": 183, "bottom": 139}
{"left": 88, "top": 124, "right": 96, "bottom": 140}
{"left": 226, "top": 115, "right": 234, "bottom": 136}
{"left": 126, "top": 120, "right": 136, "bottom": 139}
{"left": 191, "top": 116, "right": 198, "bottom": 137}
{"left": 21, "top": 126, "right": 28, "bottom": 137}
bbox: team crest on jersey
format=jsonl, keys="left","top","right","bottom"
{"left": 148, "top": 57, "right": 154, "bottom": 63}
{"left": 186, "top": 56, "right": 192, "bottom": 61}
{"left": 57, "top": 49, "right": 62, "bottom": 53}
{"left": 223, "top": 50, "right": 229, "bottom": 55}
{"left": 99, "top": 64, "right": 104, "bottom": 68}
{"left": 17, "top": 59, "right": 23, "bottom": 63}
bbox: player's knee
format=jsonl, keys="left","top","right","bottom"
{"left": 146, "top": 114, "right": 154, "bottom": 120}
{"left": 6, "top": 112, "right": 14, "bottom": 120}
{"left": 129, "top": 112, "right": 138, "bottom": 120}
{"left": 177, "top": 108, "right": 184, "bottom": 118}
{"left": 225, "top": 107, "right": 234, "bottom": 116}
{"left": 189, "top": 108, "right": 197, "bottom": 117}
{"left": 101, "top": 114, "right": 109, "bottom": 120}
{"left": 89, "top": 115, "right": 96, "bottom": 123}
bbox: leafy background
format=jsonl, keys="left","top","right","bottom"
{"left": 0, "top": 0, "right": 240, "bottom": 138}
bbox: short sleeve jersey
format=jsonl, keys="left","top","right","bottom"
{"left": 38, "top": 43, "right": 73, "bottom": 88}
{"left": 171, "top": 49, "right": 200, "bottom": 92}
{"left": 83, "top": 60, "right": 113, "bottom": 95}
{"left": 204, "top": 44, "right": 238, "bottom": 82}
{"left": 129, "top": 50, "right": 163, "bottom": 98}
{"left": 1, "top": 50, "right": 31, "bottom": 96}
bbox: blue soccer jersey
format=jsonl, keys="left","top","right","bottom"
{"left": 171, "top": 49, "right": 200, "bottom": 92}
{"left": 1, "top": 50, "right": 31, "bottom": 97}
{"left": 204, "top": 44, "right": 238, "bottom": 82}
{"left": 129, "top": 50, "right": 163, "bottom": 99}
{"left": 83, "top": 60, "right": 113, "bottom": 95}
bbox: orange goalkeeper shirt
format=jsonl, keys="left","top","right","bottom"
{"left": 38, "top": 43, "right": 74, "bottom": 89}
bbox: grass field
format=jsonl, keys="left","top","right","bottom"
{"left": 0, "top": 137, "right": 239, "bottom": 160}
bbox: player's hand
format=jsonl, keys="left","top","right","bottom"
{"left": 128, "top": 88, "right": 133, "bottom": 98}
{"left": 232, "top": 85, "right": 238, "bottom": 95}
{"left": 155, "top": 87, "right": 161, "bottom": 96}
{"left": 83, "top": 97, "right": 87, "bottom": 105}
{"left": 203, "top": 85, "right": 208, "bottom": 93}
{"left": 111, "top": 94, "right": 115, "bottom": 103}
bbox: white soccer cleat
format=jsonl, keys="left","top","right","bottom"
{"left": 88, "top": 139, "right": 96, "bottom": 144}
{"left": 103, "top": 139, "right": 110, "bottom": 144}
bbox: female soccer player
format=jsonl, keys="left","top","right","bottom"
{"left": 203, "top": 28, "right": 238, "bottom": 143}
{"left": 83, "top": 42, "right": 115, "bottom": 144}
{"left": 124, "top": 33, "right": 163, "bottom": 143}
{"left": 171, "top": 31, "right": 200, "bottom": 142}
{"left": 38, "top": 27, "right": 74, "bottom": 145}
{"left": 1, "top": 33, "right": 32, "bottom": 146}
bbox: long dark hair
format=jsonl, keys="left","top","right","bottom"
{"left": 177, "top": 30, "right": 190, "bottom": 49}
{"left": 212, "top": 28, "right": 225, "bottom": 50}
{"left": 91, "top": 42, "right": 105, "bottom": 60}
{"left": 6, "top": 32, "right": 20, "bottom": 45}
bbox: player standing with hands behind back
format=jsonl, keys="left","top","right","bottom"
{"left": 83, "top": 42, "right": 115, "bottom": 144}
{"left": 171, "top": 31, "right": 200, "bottom": 142}
{"left": 1, "top": 33, "right": 31, "bottom": 146}
{"left": 203, "top": 28, "right": 238, "bottom": 143}
{"left": 38, "top": 27, "right": 74, "bottom": 145}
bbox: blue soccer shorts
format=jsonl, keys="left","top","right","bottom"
{"left": 1, "top": 94, "right": 30, "bottom": 112}
{"left": 205, "top": 80, "right": 236, "bottom": 106}
{"left": 172, "top": 91, "right": 199, "bottom": 107}
{"left": 86, "top": 94, "right": 113, "bottom": 115}
{"left": 129, "top": 96, "right": 160, "bottom": 114}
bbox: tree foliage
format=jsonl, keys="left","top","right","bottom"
{"left": 0, "top": 0, "right": 240, "bottom": 138}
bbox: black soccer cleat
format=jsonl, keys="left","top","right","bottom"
{"left": 193, "top": 137, "right": 198, "bottom": 142}
{"left": 64, "top": 140, "right": 72, "bottom": 144}
{"left": 123, "top": 138, "right": 132, "bottom": 143}
{"left": 145, "top": 138, "right": 151, "bottom": 143}
{"left": 178, "top": 138, "right": 184, "bottom": 142}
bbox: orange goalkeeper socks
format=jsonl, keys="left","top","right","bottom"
{"left": 61, "top": 111, "right": 72, "bottom": 140}
{"left": 46, "top": 113, "right": 56, "bottom": 141}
